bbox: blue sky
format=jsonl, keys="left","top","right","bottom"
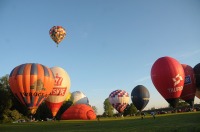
{"left": 1, "top": 0, "right": 200, "bottom": 114}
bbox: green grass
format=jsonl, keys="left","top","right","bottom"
{"left": 1, "top": 112, "right": 200, "bottom": 132}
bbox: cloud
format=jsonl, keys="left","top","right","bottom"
{"left": 133, "top": 76, "right": 151, "bottom": 84}
{"left": 176, "top": 49, "right": 200, "bottom": 60}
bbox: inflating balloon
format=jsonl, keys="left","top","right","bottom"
{"left": 49, "top": 26, "right": 66, "bottom": 47}
{"left": 131, "top": 85, "right": 150, "bottom": 111}
{"left": 180, "top": 64, "right": 196, "bottom": 107}
{"left": 151, "top": 56, "right": 185, "bottom": 108}
{"left": 9, "top": 63, "right": 54, "bottom": 114}
{"left": 194, "top": 63, "right": 200, "bottom": 99}
{"left": 45, "top": 67, "right": 71, "bottom": 117}
{"left": 194, "top": 63, "right": 200, "bottom": 89}
{"left": 61, "top": 104, "right": 96, "bottom": 120}
{"left": 108, "top": 89, "right": 129, "bottom": 113}
{"left": 71, "top": 91, "right": 89, "bottom": 105}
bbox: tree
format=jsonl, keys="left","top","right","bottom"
{"left": 103, "top": 98, "right": 114, "bottom": 117}
{"left": 0, "top": 89, "right": 12, "bottom": 115}
{"left": 0, "top": 75, "right": 26, "bottom": 123}
{"left": 123, "top": 103, "right": 137, "bottom": 116}
{"left": 0, "top": 75, "right": 9, "bottom": 90}
{"left": 92, "top": 106, "right": 98, "bottom": 114}
{"left": 168, "top": 99, "right": 189, "bottom": 108}
{"left": 177, "top": 99, "right": 189, "bottom": 107}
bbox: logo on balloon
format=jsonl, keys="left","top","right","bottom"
{"left": 50, "top": 88, "right": 67, "bottom": 96}
{"left": 168, "top": 74, "right": 183, "bottom": 93}
{"left": 184, "top": 75, "right": 191, "bottom": 85}
{"left": 55, "top": 73, "right": 63, "bottom": 86}
{"left": 172, "top": 74, "right": 183, "bottom": 86}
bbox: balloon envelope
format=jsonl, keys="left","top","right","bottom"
{"left": 9, "top": 63, "right": 54, "bottom": 114}
{"left": 180, "top": 64, "right": 196, "bottom": 107}
{"left": 49, "top": 26, "right": 66, "bottom": 46}
{"left": 71, "top": 91, "right": 89, "bottom": 105}
{"left": 61, "top": 104, "right": 96, "bottom": 120}
{"left": 194, "top": 63, "right": 200, "bottom": 90}
{"left": 151, "top": 56, "right": 185, "bottom": 108}
{"left": 131, "top": 85, "right": 150, "bottom": 111}
{"left": 45, "top": 67, "right": 71, "bottom": 117}
{"left": 108, "top": 89, "right": 129, "bottom": 113}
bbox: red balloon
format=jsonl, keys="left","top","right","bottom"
{"left": 151, "top": 56, "right": 185, "bottom": 108}
{"left": 61, "top": 104, "right": 96, "bottom": 120}
{"left": 180, "top": 64, "right": 196, "bottom": 107}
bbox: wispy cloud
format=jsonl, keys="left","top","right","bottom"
{"left": 176, "top": 49, "right": 200, "bottom": 60}
{"left": 133, "top": 76, "right": 151, "bottom": 84}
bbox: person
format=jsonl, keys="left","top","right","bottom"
{"left": 97, "top": 116, "right": 100, "bottom": 122}
{"left": 141, "top": 112, "right": 144, "bottom": 119}
{"left": 151, "top": 112, "right": 155, "bottom": 119}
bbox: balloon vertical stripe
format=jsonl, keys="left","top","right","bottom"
{"left": 17, "top": 64, "right": 26, "bottom": 75}
{"left": 42, "top": 65, "right": 50, "bottom": 77}
{"left": 30, "top": 63, "right": 38, "bottom": 75}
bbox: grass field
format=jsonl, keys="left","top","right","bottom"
{"left": 1, "top": 111, "right": 200, "bottom": 132}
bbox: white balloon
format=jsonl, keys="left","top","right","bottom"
{"left": 71, "top": 91, "right": 89, "bottom": 105}
{"left": 45, "top": 66, "right": 71, "bottom": 117}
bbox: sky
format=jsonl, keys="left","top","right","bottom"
{"left": 0, "top": 0, "right": 200, "bottom": 115}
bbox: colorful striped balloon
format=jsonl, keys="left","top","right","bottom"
{"left": 9, "top": 63, "right": 54, "bottom": 114}
{"left": 108, "top": 89, "right": 129, "bottom": 113}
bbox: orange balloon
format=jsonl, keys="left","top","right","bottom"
{"left": 9, "top": 63, "right": 54, "bottom": 114}
{"left": 61, "top": 104, "right": 96, "bottom": 120}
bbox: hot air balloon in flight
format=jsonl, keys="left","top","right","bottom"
{"left": 71, "top": 91, "right": 89, "bottom": 105}
{"left": 108, "top": 89, "right": 129, "bottom": 113}
{"left": 61, "top": 104, "right": 96, "bottom": 120}
{"left": 180, "top": 64, "right": 196, "bottom": 107}
{"left": 194, "top": 63, "right": 200, "bottom": 99}
{"left": 9, "top": 63, "right": 54, "bottom": 114}
{"left": 151, "top": 56, "right": 185, "bottom": 108}
{"left": 49, "top": 26, "right": 66, "bottom": 47}
{"left": 45, "top": 67, "right": 71, "bottom": 117}
{"left": 131, "top": 85, "right": 150, "bottom": 111}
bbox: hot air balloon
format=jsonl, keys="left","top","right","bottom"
{"left": 61, "top": 104, "right": 96, "bottom": 120}
{"left": 131, "top": 85, "right": 150, "bottom": 111}
{"left": 151, "top": 56, "right": 185, "bottom": 108}
{"left": 180, "top": 64, "right": 196, "bottom": 107}
{"left": 194, "top": 63, "right": 200, "bottom": 99}
{"left": 108, "top": 89, "right": 129, "bottom": 113}
{"left": 45, "top": 67, "right": 71, "bottom": 117}
{"left": 71, "top": 91, "right": 89, "bottom": 105}
{"left": 9, "top": 63, "right": 54, "bottom": 114}
{"left": 49, "top": 26, "right": 66, "bottom": 47}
